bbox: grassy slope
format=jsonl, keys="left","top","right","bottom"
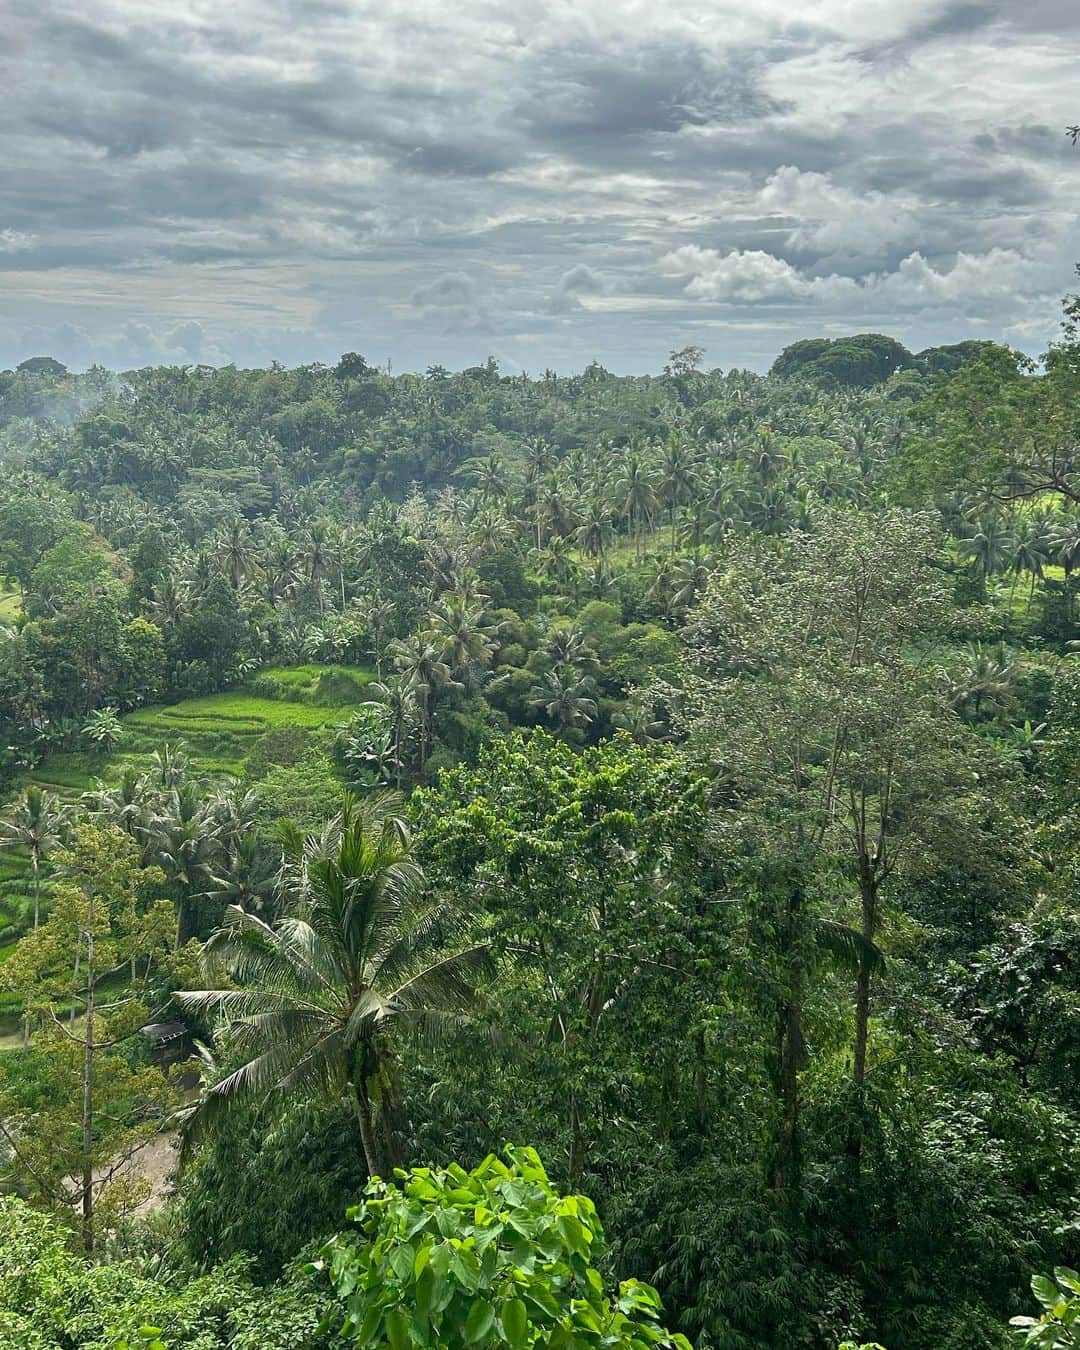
{"left": 0, "top": 663, "right": 372, "bottom": 950}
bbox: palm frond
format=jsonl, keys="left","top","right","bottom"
{"left": 812, "top": 918, "right": 885, "bottom": 974}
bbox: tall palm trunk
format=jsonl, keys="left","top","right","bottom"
{"left": 353, "top": 1082, "right": 383, "bottom": 1178}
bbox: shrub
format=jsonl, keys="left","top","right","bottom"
{"left": 315, "top": 1146, "right": 692, "bottom": 1350}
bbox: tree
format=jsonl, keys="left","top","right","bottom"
{"left": 677, "top": 508, "right": 1018, "bottom": 1177}
{"left": 316, "top": 1147, "right": 692, "bottom": 1350}
{"left": 0, "top": 785, "right": 71, "bottom": 930}
{"left": 529, "top": 667, "right": 598, "bottom": 739}
{"left": 83, "top": 705, "right": 124, "bottom": 753}
{"left": 391, "top": 634, "right": 462, "bottom": 769}
{"left": 177, "top": 795, "right": 490, "bottom": 1178}
{"left": 0, "top": 824, "right": 174, "bottom": 1252}
{"left": 414, "top": 734, "right": 715, "bottom": 1191}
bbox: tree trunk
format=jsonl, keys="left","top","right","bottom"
{"left": 353, "top": 1083, "right": 383, "bottom": 1179}
{"left": 81, "top": 896, "right": 96, "bottom": 1255}
{"left": 777, "top": 966, "right": 803, "bottom": 1194}
{"left": 852, "top": 878, "right": 876, "bottom": 1093}
{"left": 772, "top": 881, "right": 804, "bottom": 1197}
{"left": 849, "top": 875, "right": 878, "bottom": 1174}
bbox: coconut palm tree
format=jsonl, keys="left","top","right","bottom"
{"left": 544, "top": 627, "right": 594, "bottom": 674}
{"left": 658, "top": 434, "right": 699, "bottom": 553}
{"left": 83, "top": 765, "right": 154, "bottom": 840}
{"left": 574, "top": 500, "right": 614, "bottom": 562}
{"left": 144, "top": 782, "right": 226, "bottom": 945}
{"left": 941, "top": 642, "right": 1017, "bottom": 721}
{"left": 1050, "top": 512, "right": 1080, "bottom": 620}
{"left": 261, "top": 535, "right": 301, "bottom": 605}
{"left": 0, "top": 786, "right": 71, "bottom": 929}
{"left": 961, "top": 513, "right": 1015, "bottom": 584}
{"left": 176, "top": 796, "right": 490, "bottom": 1176}
{"left": 363, "top": 596, "right": 396, "bottom": 677}
{"left": 1011, "top": 517, "right": 1053, "bottom": 614}
{"left": 149, "top": 574, "right": 185, "bottom": 628}
{"left": 202, "top": 832, "right": 280, "bottom": 919}
{"left": 215, "top": 519, "right": 259, "bottom": 591}
{"left": 529, "top": 668, "right": 598, "bottom": 738}
{"left": 362, "top": 679, "right": 419, "bottom": 789}
{"left": 613, "top": 451, "right": 659, "bottom": 558}
{"left": 391, "top": 635, "right": 463, "bottom": 767}
{"left": 428, "top": 593, "right": 499, "bottom": 688}
{"left": 302, "top": 520, "right": 332, "bottom": 615}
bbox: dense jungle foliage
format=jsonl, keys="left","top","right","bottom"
{"left": 0, "top": 315, "right": 1077, "bottom": 1349}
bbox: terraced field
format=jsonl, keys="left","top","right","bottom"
{"left": 0, "top": 584, "right": 22, "bottom": 625}
{"left": 0, "top": 663, "right": 373, "bottom": 953}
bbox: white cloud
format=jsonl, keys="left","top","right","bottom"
{"left": 659, "top": 246, "right": 854, "bottom": 303}
{"left": 0, "top": 229, "right": 36, "bottom": 253}
{"left": 659, "top": 241, "right": 1067, "bottom": 321}
{"left": 758, "top": 166, "right": 919, "bottom": 258}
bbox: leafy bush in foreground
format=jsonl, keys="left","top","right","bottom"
{"left": 315, "top": 1146, "right": 692, "bottom": 1350}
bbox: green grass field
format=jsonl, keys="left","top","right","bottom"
{"left": 0, "top": 664, "right": 373, "bottom": 953}
{"left": 0, "top": 583, "right": 22, "bottom": 625}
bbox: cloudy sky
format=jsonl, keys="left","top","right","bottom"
{"left": 2, "top": 0, "right": 1078, "bottom": 374}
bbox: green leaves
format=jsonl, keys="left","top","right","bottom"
{"left": 317, "top": 1147, "right": 689, "bottom": 1349}
{"left": 1010, "top": 1268, "right": 1080, "bottom": 1347}
{"left": 501, "top": 1297, "right": 528, "bottom": 1347}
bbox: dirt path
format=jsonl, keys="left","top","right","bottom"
{"left": 85, "top": 1131, "right": 180, "bottom": 1218}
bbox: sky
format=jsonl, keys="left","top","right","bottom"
{"left": 2, "top": 0, "right": 1078, "bottom": 375}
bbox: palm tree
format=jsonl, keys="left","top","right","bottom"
{"left": 543, "top": 627, "right": 594, "bottom": 676}
{"left": 429, "top": 593, "right": 499, "bottom": 688}
{"left": 202, "top": 833, "right": 279, "bottom": 918}
{"left": 176, "top": 797, "right": 489, "bottom": 1176}
{"left": 364, "top": 596, "right": 396, "bottom": 677}
{"left": 262, "top": 535, "right": 301, "bottom": 605}
{"left": 961, "top": 514, "right": 1015, "bottom": 584}
{"left": 468, "top": 453, "right": 511, "bottom": 505}
{"left": 659, "top": 435, "right": 699, "bottom": 553}
{"left": 574, "top": 500, "right": 614, "bottom": 562}
{"left": 149, "top": 574, "right": 185, "bottom": 628}
{"left": 391, "top": 635, "right": 463, "bottom": 768}
{"left": 529, "top": 536, "right": 578, "bottom": 597}
{"left": 529, "top": 668, "right": 598, "bottom": 738}
{"left": 362, "top": 680, "right": 419, "bottom": 789}
{"left": 215, "top": 519, "right": 259, "bottom": 591}
{"left": 613, "top": 451, "right": 659, "bottom": 559}
{"left": 1011, "top": 517, "right": 1053, "bottom": 615}
{"left": 144, "top": 783, "right": 226, "bottom": 945}
{"left": 941, "top": 642, "right": 1017, "bottom": 721}
{"left": 0, "top": 786, "right": 71, "bottom": 929}
{"left": 612, "top": 702, "right": 663, "bottom": 745}
{"left": 670, "top": 554, "right": 713, "bottom": 617}
{"left": 83, "top": 764, "right": 154, "bottom": 839}
{"left": 302, "top": 520, "right": 332, "bottom": 615}
{"left": 1050, "top": 512, "right": 1080, "bottom": 620}
{"left": 522, "top": 437, "right": 555, "bottom": 548}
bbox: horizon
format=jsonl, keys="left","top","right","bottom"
{"left": 2, "top": 330, "right": 1030, "bottom": 381}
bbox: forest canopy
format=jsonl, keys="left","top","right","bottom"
{"left": 0, "top": 313, "right": 1077, "bottom": 1350}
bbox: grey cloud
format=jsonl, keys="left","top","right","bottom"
{"left": 549, "top": 264, "right": 608, "bottom": 313}
{"left": 0, "top": 0, "right": 1076, "bottom": 373}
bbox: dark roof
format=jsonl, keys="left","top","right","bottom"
{"left": 139, "top": 1021, "right": 188, "bottom": 1043}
